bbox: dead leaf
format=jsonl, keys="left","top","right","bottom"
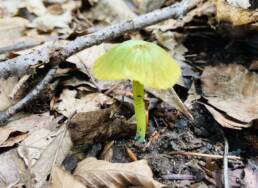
{"left": 227, "top": 0, "right": 251, "bottom": 9}
{"left": 88, "top": 0, "right": 137, "bottom": 24}
{"left": 67, "top": 43, "right": 114, "bottom": 75}
{"left": 30, "top": 11, "right": 72, "bottom": 33}
{"left": 203, "top": 104, "right": 250, "bottom": 129}
{"left": 51, "top": 166, "right": 86, "bottom": 188}
{"left": 17, "top": 126, "right": 72, "bottom": 188}
{"left": 51, "top": 157, "right": 164, "bottom": 188}
{"left": 0, "top": 149, "right": 26, "bottom": 187}
{"left": 0, "top": 127, "right": 27, "bottom": 147}
{"left": 216, "top": 0, "right": 258, "bottom": 26}
{"left": 54, "top": 89, "right": 114, "bottom": 117}
{"left": 132, "top": 0, "right": 166, "bottom": 13}
{"left": 147, "top": 1, "right": 215, "bottom": 31}
{"left": 69, "top": 106, "right": 135, "bottom": 145}
{"left": 0, "top": 113, "right": 71, "bottom": 187}
{"left": 6, "top": 113, "right": 58, "bottom": 132}
{"left": 0, "top": 76, "right": 19, "bottom": 111}
{"left": 0, "top": 0, "right": 46, "bottom": 16}
{"left": 0, "top": 17, "right": 28, "bottom": 46}
{"left": 201, "top": 64, "right": 258, "bottom": 125}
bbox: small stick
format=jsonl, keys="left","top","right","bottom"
{"left": 162, "top": 174, "right": 195, "bottom": 180}
{"left": 169, "top": 151, "right": 241, "bottom": 160}
{"left": 0, "top": 39, "right": 43, "bottom": 55}
{"left": 223, "top": 136, "right": 229, "bottom": 188}
{"left": 0, "top": 68, "right": 56, "bottom": 125}
{"left": 169, "top": 88, "right": 194, "bottom": 121}
{"left": 126, "top": 146, "right": 138, "bottom": 161}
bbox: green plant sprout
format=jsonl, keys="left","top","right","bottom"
{"left": 92, "top": 40, "right": 181, "bottom": 142}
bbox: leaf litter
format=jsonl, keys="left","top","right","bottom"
{"left": 0, "top": 0, "right": 258, "bottom": 187}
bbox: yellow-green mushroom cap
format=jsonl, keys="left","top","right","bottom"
{"left": 92, "top": 40, "right": 181, "bottom": 89}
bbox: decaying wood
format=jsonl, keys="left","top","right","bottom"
{"left": 0, "top": 0, "right": 201, "bottom": 78}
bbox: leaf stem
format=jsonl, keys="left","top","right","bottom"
{"left": 132, "top": 80, "right": 146, "bottom": 142}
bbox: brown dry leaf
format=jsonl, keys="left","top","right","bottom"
{"left": 201, "top": 64, "right": 258, "bottom": 126}
{"left": 0, "top": 127, "right": 27, "bottom": 147}
{"left": 73, "top": 157, "right": 164, "bottom": 188}
{"left": 54, "top": 89, "right": 114, "bottom": 117}
{"left": 51, "top": 166, "right": 86, "bottom": 188}
{"left": 203, "top": 104, "right": 250, "bottom": 129}
{"left": 216, "top": 0, "right": 258, "bottom": 26}
{"left": 69, "top": 106, "right": 135, "bottom": 145}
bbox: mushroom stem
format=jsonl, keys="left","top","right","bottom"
{"left": 132, "top": 80, "right": 146, "bottom": 142}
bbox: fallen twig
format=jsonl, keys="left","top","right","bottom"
{"left": 170, "top": 88, "right": 194, "bottom": 121}
{"left": 0, "top": 68, "right": 57, "bottom": 125}
{"left": 223, "top": 136, "right": 229, "bottom": 188}
{"left": 169, "top": 151, "right": 241, "bottom": 160}
{"left": 0, "top": 0, "right": 201, "bottom": 78}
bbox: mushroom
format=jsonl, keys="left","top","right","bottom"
{"left": 92, "top": 40, "right": 181, "bottom": 141}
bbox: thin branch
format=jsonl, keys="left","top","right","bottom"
{"left": 223, "top": 136, "right": 229, "bottom": 188}
{"left": 0, "top": 68, "right": 56, "bottom": 125}
{"left": 0, "top": 0, "right": 201, "bottom": 78}
{"left": 169, "top": 150, "right": 241, "bottom": 160}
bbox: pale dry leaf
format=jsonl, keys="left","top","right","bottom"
{"left": 132, "top": 0, "right": 166, "bottom": 13}
{"left": 0, "top": 149, "right": 27, "bottom": 187}
{"left": 227, "top": 0, "right": 251, "bottom": 9}
{"left": 30, "top": 11, "right": 72, "bottom": 33}
{"left": 0, "top": 0, "right": 46, "bottom": 16}
{"left": 0, "top": 17, "right": 28, "bottom": 48}
{"left": 45, "top": 0, "right": 69, "bottom": 3}
{"left": 0, "top": 113, "right": 67, "bottom": 187}
{"left": 201, "top": 64, "right": 258, "bottom": 124}
{"left": 54, "top": 89, "right": 114, "bottom": 117}
{"left": 51, "top": 166, "right": 86, "bottom": 188}
{"left": 0, "top": 76, "right": 19, "bottom": 111}
{"left": 73, "top": 157, "right": 164, "bottom": 188}
{"left": 6, "top": 113, "right": 58, "bottom": 133}
{"left": 29, "top": 1, "right": 78, "bottom": 34}
{"left": 216, "top": 0, "right": 258, "bottom": 26}
{"left": 89, "top": 0, "right": 137, "bottom": 24}
{"left": 18, "top": 126, "right": 72, "bottom": 188}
